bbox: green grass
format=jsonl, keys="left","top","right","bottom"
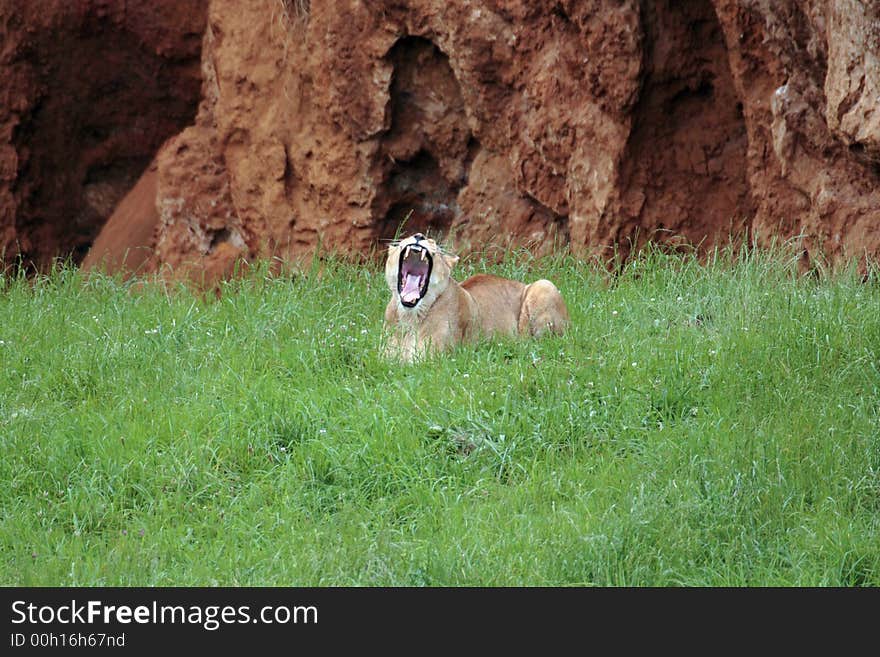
{"left": 1, "top": 246, "right": 879, "bottom": 585}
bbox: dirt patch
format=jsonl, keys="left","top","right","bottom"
{"left": 80, "top": 162, "right": 159, "bottom": 275}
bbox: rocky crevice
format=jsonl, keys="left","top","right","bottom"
{"left": 605, "top": 0, "right": 753, "bottom": 258}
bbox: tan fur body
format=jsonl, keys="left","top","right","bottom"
{"left": 383, "top": 236, "right": 570, "bottom": 362}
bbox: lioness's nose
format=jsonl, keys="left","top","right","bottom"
{"left": 412, "top": 232, "right": 425, "bottom": 241}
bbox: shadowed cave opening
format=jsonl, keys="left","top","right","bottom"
{"left": 8, "top": 4, "right": 207, "bottom": 272}
{"left": 372, "top": 36, "right": 473, "bottom": 243}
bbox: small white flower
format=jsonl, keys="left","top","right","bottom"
{"left": 360, "top": 329, "right": 368, "bottom": 335}
{"left": 631, "top": 362, "right": 638, "bottom": 367}
{"left": 463, "top": 373, "right": 470, "bottom": 378}
{"left": 676, "top": 296, "right": 683, "bottom": 302}
{"left": 589, "top": 410, "right": 597, "bottom": 417}
{"left": 612, "top": 310, "right": 618, "bottom": 316}
{"left": 144, "top": 328, "right": 159, "bottom": 335}
{"left": 318, "top": 428, "right": 327, "bottom": 435}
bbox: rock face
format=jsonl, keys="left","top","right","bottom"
{"left": 3, "top": 0, "right": 880, "bottom": 274}
{"left": 715, "top": 0, "right": 880, "bottom": 267}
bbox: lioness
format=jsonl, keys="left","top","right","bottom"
{"left": 383, "top": 233, "right": 570, "bottom": 361}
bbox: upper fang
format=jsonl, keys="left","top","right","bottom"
{"left": 420, "top": 250, "right": 427, "bottom": 261}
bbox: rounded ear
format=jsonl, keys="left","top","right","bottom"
{"left": 443, "top": 253, "right": 459, "bottom": 268}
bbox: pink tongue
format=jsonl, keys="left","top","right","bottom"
{"left": 401, "top": 273, "right": 422, "bottom": 303}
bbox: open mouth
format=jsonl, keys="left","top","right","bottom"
{"left": 397, "top": 243, "right": 433, "bottom": 307}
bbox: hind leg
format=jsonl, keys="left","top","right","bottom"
{"left": 518, "top": 279, "right": 570, "bottom": 337}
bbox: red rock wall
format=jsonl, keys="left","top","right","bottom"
{"left": 716, "top": 0, "right": 880, "bottom": 267}
{"left": 3, "top": 0, "right": 880, "bottom": 274}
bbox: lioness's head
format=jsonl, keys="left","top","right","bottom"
{"left": 385, "top": 233, "right": 458, "bottom": 311}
